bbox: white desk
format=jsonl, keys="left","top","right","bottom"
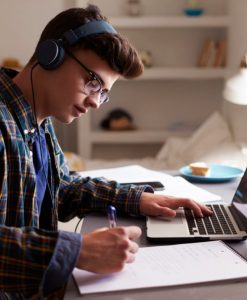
{"left": 64, "top": 174, "right": 247, "bottom": 300}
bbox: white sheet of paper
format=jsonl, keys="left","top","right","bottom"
{"left": 79, "top": 165, "right": 221, "bottom": 203}
{"left": 73, "top": 240, "right": 247, "bottom": 295}
{"left": 156, "top": 176, "right": 221, "bottom": 202}
{"left": 79, "top": 165, "right": 173, "bottom": 183}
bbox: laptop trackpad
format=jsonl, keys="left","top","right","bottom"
{"left": 147, "top": 209, "right": 189, "bottom": 238}
{"left": 155, "top": 211, "right": 184, "bottom": 224}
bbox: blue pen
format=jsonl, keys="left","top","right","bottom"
{"left": 107, "top": 205, "right": 117, "bottom": 228}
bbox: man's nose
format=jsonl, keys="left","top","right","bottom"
{"left": 85, "top": 95, "right": 100, "bottom": 109}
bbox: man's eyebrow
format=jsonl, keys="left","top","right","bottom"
{"left": 93, "top": 72, "right": 110, "bottom": 92}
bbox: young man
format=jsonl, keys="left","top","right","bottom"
{"left": 0, "top": 4, "right": 212, "bottom": 299}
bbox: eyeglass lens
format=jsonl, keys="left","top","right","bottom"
{"left": 85, "top": 79, "right": 109, "bottom": 104}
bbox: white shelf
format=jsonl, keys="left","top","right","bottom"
{"left": 90, "top": 129, "right": 192, "bottom": 144}
{"left": 132, "top": 67, "right": 228, "bottom": 80}
{"left": 109, "top": 16, "right": 229, "bottom": 28}
{"left": 76, "top": 0, "right": 229, "bottom": 159}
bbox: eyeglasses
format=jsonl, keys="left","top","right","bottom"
{"left": 66, "top": 50, "right": 109, "bottom": 104}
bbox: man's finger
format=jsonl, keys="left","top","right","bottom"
{"left": 125, "top": 226, "right": 142, "bottom": 240}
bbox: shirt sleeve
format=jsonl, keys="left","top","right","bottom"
{"left": 40, "top": 231, "right": 81, "bottom": 297}
{"left": 58, "top": 174, "right": 154, "bottom": 222}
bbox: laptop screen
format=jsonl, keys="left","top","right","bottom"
{"left": 232, "top": 167, "right": 247, "bottom": 229}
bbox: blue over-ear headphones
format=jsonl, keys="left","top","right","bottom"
{"left": 35, "top": 20, "right": 117, "bottom": 70}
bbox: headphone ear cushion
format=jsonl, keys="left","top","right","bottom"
{"left": 36, "top": 39, "right": 65, "bottom": 70}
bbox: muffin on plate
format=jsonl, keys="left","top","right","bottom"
{"left": 189, "top": 162, "right": 210, "bottom": 176}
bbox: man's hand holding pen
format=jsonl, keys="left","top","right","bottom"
{"left": 76, "top": 225, "right": 141, "bottom": 274}
{"left": 76, "top": 205, "right": 141, "bottom": 274}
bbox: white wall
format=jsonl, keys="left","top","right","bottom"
{"left": 222, "top": 0, "right": 247, "bottom": 144}
{"left": 0, "top": 0, "right": 74, "bottom": 65}
{"left": 227, "top": 0, "right": 247, "bottom": 68}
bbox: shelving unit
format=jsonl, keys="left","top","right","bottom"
{"left": 90, "top": 129, "right": 192, "bottom": 144}
{"left": 133, "top": 68, "right": 228, "bottom": 80}
{"left": 76, "top": 0, "right": 229, "bottom": 159}
{"left": 109, "top": 15, "right": 229, "bottom": 28}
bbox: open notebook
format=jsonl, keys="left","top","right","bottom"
{"left": 73, "top": 240, "right": 247, "bottom": 295}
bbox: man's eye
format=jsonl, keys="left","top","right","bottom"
{"left": 91, "top": 79, "right": 100, "bottom": 87}
{"left": 86, "top": 80, "right": 101, "bottom": 92}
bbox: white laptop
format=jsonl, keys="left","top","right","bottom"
{"left": 147, "top": 168, "right": 247, "bottom": 242}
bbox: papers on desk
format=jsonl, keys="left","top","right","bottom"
{"left": 73, "top": 240, "right": 247, "bottom": 295}
{"left": 79, "top": 165, "right": 221, "bottom": 203}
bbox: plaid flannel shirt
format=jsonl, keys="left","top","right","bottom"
{"left": 0, "top": 68, "right": 152, "bottom": 299}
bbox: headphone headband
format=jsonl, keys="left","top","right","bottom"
{"left": 63, "top": 20, "right": 117, "bottom": 45}
{"left": 36, "top": 20, "right": 117, "bottom": 70}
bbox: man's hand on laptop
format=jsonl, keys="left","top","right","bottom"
{"left": 140, "top": 192, "right": 213, "bottom": 218}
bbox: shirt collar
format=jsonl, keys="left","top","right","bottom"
{"left": 0, "top": 67, "right": 41, "bottom": 142}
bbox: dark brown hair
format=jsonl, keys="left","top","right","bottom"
{"left": 29, "top": 5, "right": 143, "bottom": 79}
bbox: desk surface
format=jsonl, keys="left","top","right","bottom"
{"left": 65, "top": 174, "right": 247, "bottom": 300}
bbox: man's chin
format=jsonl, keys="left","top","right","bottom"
{"left": 55, "top": 115, "right": 75, "bottom": 124}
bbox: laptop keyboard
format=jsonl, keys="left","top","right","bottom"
{"left": 185, "top": 204, "right": 237, "bottom": 235}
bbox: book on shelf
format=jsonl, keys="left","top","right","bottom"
{"left": 214, "top": 39, "right": 227, "bottom": 67}
{"left": 198, "top": 39, "right": 227, "bottom": 68}
{"left": 198, "top": 39, "right": 216, "bottom": 67}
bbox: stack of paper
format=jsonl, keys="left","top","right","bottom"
{"left": 79, "top": 165, "right": 221, "bottom": 203}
